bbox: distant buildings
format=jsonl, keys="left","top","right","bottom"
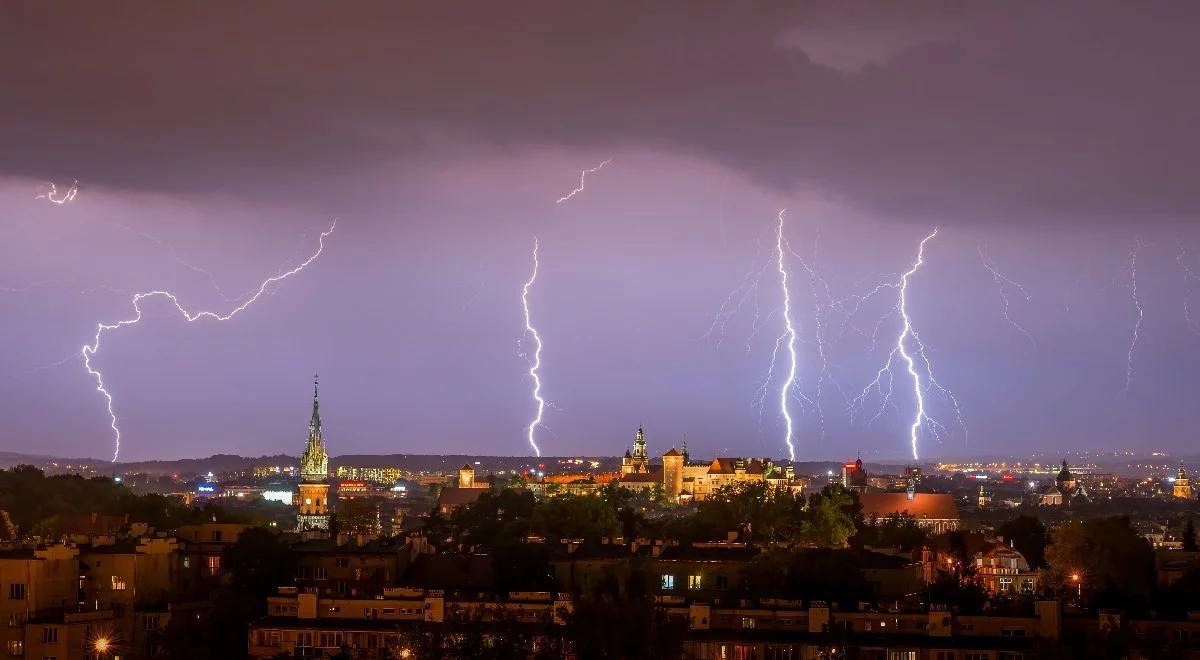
{"left": 1039, "top": 460, "right": 1091, "bottom": 507}
{"left": 859, "top": 491, "right": 960, "bottom": 534}
{"left": 613, "top": 428, "right": 806, "bottom": 502}
{"left": 435, "top": 465, "right": 488, "bottom": 515}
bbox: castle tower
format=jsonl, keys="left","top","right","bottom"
{"left": 459, "top": 463, "right": 476, "bottom": 489}
{"left": 621, "top": 427, "right": 650, "bottom": 474}
{"left": 1175, "top": 462, "right": 1193, "bottom": 499}
{"left": 297, "top": 375, "right": 331, "bottom": 531}
{"left": 662, "top": 448, "right": 684, "bottom": 502}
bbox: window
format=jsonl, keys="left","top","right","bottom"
{"left": 999, "top": 653, "right": 1024, "bottom": 660}
{"left": 207, "top": 556, "right": 221, "bottom": 576}
{"left": 6, "top": 640, "right": 22, "bottom": 656}
{"left": 1001, "top": 627, "right": 1027, "bottom": 637}
{"left": 741, "top": 617, "right": 755, "bottom": 629}
{"left": 8, "top": 613, "right": 24, "bottom": 627}
{"left": 144, "top": 616, "right": 160, "bottom": 631}
{"left": 888, "top": 652, "right": 917, "bottom": 660}
{"left": 111, "top": 576, "right": 127, "bottom": 591}
{"left": 963, "top": 654, "right": 988, "bottom": 660}
{"left": 41, "top": 627, "right": 58, "bottom": 644}
{"left": 182, "top": 556, "right": 191, "bottom": 569}
{"left": 8, "top": 584, "right": 25, "bottom": 600}
{"left": 716, "top": 575, "right": 729, "bottom": 589}
{"left": 998, "top": 577, "right": 1013, "bottom": 592}
{"left": 660, "top": 574, "right": 675, "bottom": 590}
{"left": 688, "top": 574, "right": 702, "bottom": 590}
{"left": 211, "top": 530, "right": 223, "bottom": 542}
{"left": 335, "top": 557, "right": 350, "bottom": 568}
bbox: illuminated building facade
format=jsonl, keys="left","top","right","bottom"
{"left": 1175, "top": 462, "right": 1193, "bottom": 499}
{"left": 612, "top": 428, "right": 804, "bottom": 502}
{"left": 297, "top": 378, "right": 332, "bottom": 532}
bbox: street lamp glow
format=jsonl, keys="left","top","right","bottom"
{"left": 94, "top": 637, "right": 110, "bottom": 652}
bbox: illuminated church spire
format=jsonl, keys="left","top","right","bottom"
{"left": 300, "top": 374, "right": 329, "bottom": 483}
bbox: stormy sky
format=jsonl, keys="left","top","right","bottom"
{"left": 3, "top": 2, "right": 1200, "bottom": 462}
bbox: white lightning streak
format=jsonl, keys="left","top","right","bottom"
{"left": 978, "top": 245, "right": 1035, "bottom": 345}
{"left": 554, "top": 159, "right": 612, "bottom": 204}
{"left": 81, "top": 220, "right": 337, "bottom": 462}
{"left": 36, "top": 180, "right": 79, "bottom": 205}
{"left": 1123, "top": 238, "right": 1143, "bottom": 394}
{"left": 851, "top": 228, "right": 964, "bottom": 460}
{"left": 519, "top": 238, "right": 544, "bottom": 457}
{"left": 775, "top": 210, "right": 799, "bottom": 461}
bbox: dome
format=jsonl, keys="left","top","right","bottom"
{"left": 1056, "top": 460, "right": 1073, "bottom": 483}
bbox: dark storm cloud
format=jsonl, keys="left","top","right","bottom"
{"left": 3, "top": 1, "right": 1200, "bottom": 223}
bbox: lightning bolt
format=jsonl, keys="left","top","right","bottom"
{"left": 773, "top": 210, "right": 799, "bottom": 460}
{"left": 851, "top": 228, "right": 965, "bottom": 460}
{"left": 81, "top": 220, "right": 337, "bottom": 462}
{"left": 519, "top": 237, "right": 544, "bottom": 457}
{"left": 703, "top": 238, "right": 769, "bottom": 351}
{"left": 36, "top": 179, "right": 79, "bottom": 204}
{"left": 978, "top": 245, "right": 1035, "bottom": 345}
{"left": 1176, "top": 241, "right": 1200, "bottom": 336}
{"left": 554, "top": 159, "right": 612, "bottom": 204}
{"left": 1123, "top": 237, "right": 1143, "bottom": 394}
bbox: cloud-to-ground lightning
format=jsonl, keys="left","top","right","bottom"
{"left": 1176, "top": 241, "right": 1200, "bottom": 336}
{"left": 554, "top": 158, "right": 612, "bottom": 204}
{"left": 1123, "top": 237, "right": 1144, "bottom": 394}
{"left": 518, "top": 238, "right": 544, "bottom": 457}
{"left": 81, "top": 220, "right": 337, "bottom": 462}
{"left": 978, "top": 245, "right": 1035, "bottom": 345}
{"left": 851, "top": 229, "right": 965, "bottom": 460}
{"left": 758, "top": 210, "right": 800, "bottom": 461}
{"left": 36, "top": 179, "right": 79, "bottom": 204}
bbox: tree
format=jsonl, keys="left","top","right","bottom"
{"left": 334, "top": 497, "right": 380, "bottom": 536}
{"left": 533, "top": 494, "right": 620, "bottom": 540}
{"left": 1183, "top": 519, "right": 1197, "bottom": 552}
{"left": 1045, "top": 517, "right": 1155, "bottom": 610}
{"left": 856, "top": 513, "right": 927, "bottom": 550}
{"left": 801, "top": 488, "right": 858, "bottom": 548}
{"left": 450, "top": 489, "right": 536, "bottom": 550}
{"left": 997, "top": 515, "right": 1049, "bottom": 569}
{"left": 564, "top": 559, "right": 685, "bottom": 659}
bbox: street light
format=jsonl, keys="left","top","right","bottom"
{"left": 93, "top": 637, "right": 110, "bottom": 655}
{"left": 1070, "top": 573, "right": 1081, "bottom": 597}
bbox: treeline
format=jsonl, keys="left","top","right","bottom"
{"left": 0, "top": 465, "right": 250, "bottom": 538}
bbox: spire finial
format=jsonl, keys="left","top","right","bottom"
{"left": 314, "top": 373, "right": 319, "bottom": 399}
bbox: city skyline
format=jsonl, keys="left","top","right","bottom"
{"left": 5, "top": 3, "right": 1200, "bottom": 461}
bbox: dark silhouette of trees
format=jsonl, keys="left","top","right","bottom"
{"left": 1045, "top": 516, "right": 1155, "bottom": 611}
{"left": 997, "top": 514, "right": 1049, "bottom": 569}
{"left": 1183, "top": 519, "right": 1197, "bottom": 552}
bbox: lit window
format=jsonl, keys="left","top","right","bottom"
{"left": 7, "top": 584, "right": 25, "bottom": 600}
{"left": 660, "top": 574, "right": 674, "bottom": 590}
{"left": 688, "top": 574, "right": 702, "bottom": 590}
{"left": 305, "top": 498, "right": 313, "bottom": 505}
{"left": 182, "top": 556, "right": 191, "bottom": 569}
{"left": 111, "top": 576, "right": 127, "bottom": 591}
{"left": 6, "top": 640, "right": 22, "bottom": 655}
{"left": 207, "top": 556, "right": 221, "bottom": 576}
{"left": 741, "top": 617, "right": 755, "bottom": 629}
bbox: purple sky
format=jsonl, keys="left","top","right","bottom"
{"left": 3, "top": 2, "right": 1200, "bottom": 462}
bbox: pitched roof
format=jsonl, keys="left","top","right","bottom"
{"left": 437, "top": 487, "right": 488, "bottom": 508}
{"left": 618, "top": 471, "right": 662, "bottom": 483}
{"left": 858, "top": 492, "right": 958, "bottom": 521}
{"left": 707, "top": 458, "right": 769, "bottom": 475}
{"left": 663, "top": 448, "right": 682, "bottom": 457}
